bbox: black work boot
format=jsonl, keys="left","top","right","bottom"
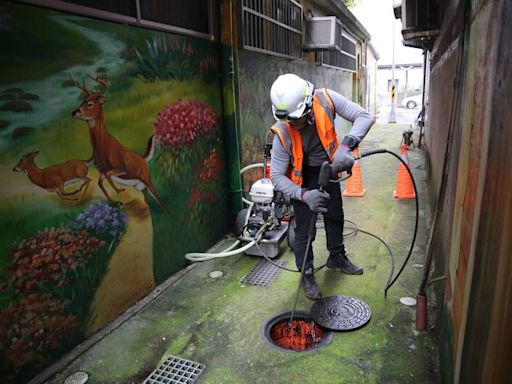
{"left": 326, "top": 252, "right": 363, "bottom": 275}
{"left": 301, "top": 268, "right": 322, "bottom": 300}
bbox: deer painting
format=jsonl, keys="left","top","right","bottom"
{"left": 13, "top": 151, "right": 91, "bottom": 200}
{"left": 71, "top": 75, "right": 168, "bottom": 213}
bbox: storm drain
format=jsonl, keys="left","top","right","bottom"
{"left": 143, "top": 355, "right": 205, "bottom": 384}
{"left": 240, "top": 259, "right": 286, "bottom": 287}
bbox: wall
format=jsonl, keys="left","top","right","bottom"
{"left": 365, "top": 47, "right": 379, "bottom": 116}
{"left": 424, "top": 0, "right": 511, "bottom": 382}
{"left": 236, "top": 50, "right": 354, "bottom": 191}
{"left": 0, "top": 2, "right": 229, "bottom": 382}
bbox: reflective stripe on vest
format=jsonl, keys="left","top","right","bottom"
{"left": 270, "top": 88, "right": 338, "bottom": 186}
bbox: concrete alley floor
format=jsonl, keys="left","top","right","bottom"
{"left": 42, "top": 123, "right": 439, "bottom": 384}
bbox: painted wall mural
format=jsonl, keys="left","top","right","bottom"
{"left": 237, "top": 50, "right": 354, "bottom": 191}
{"left": 0, "top": 2, "right": 228, "bottom": 382}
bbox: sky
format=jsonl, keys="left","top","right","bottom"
{"left": 351, "top": 0, "right": 424, "bottom": 65}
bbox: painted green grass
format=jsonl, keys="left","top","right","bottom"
{"left": 0, "top": 2, "right": 101, "bottom": 84}
{"left": 0, "top": 77, "right": 222, "bottom": 162}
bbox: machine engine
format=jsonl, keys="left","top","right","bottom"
{"left": 236, "top": 178, "right": 291, "bottom": 258}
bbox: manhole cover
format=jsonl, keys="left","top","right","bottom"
{"left": 143, "top": 355, "right": 205, "bottom": 384}
{"left": 64, "top": 372, "right": 88, "bottom": 384}
{"left": 311, "top": 296, "right": 371, "bottom": 331}
{"left": 261, "top": 311, "right": 333, "bottom": 352}
{"left": 240, "top": 259, "right": 286, "bottom": 287}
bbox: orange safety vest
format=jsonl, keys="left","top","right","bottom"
{"left": 271, "top": 88, "right": 339, "bottom": 186}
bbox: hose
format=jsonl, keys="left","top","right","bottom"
{"left": 184, "top": 240, "right": 248, "bottom": 262}
{"left": 255, "top": 148, "right": 417, "bottom": 296}
{"left": 254, "top": 219, "right": 396, "bottom": 291}
{"left": 240, "top": 163, "right": 264, "bottom": 206}
{"left": 356, "top": 148, "right": 419, "bottom": 296}
{"left": 240, "top": 163, "right": 264, "bottom": 174}
{"left": 185, "top": 222, "right": 266, "bottom": 262}
{"left": 186, "top": 149, "right": 418, "bottom": 297}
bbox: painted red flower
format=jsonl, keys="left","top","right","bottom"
{"left": 4, "top": 227, "right": 105, "bottom": 295}
{"left": 199, "top": 147, "right": 224, "bottom": 183}
{"left": 154, "top": 99, "right": 217, "bottom": 150}
{"left": 0, "top": 294, "right": 78, "bottom": 367}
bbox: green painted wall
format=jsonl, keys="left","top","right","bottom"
{"left": 0, "top": 2, "right": 229, "bottom": 382}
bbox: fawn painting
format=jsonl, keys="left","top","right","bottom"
{"left": 13, "top": 151, "right": 91, "bottom": 200}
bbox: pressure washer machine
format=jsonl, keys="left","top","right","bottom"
{"left": 234, "top": 134, "right": 293, "bottom": 258}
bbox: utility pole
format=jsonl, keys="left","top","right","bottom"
{"left": 388, "top": 17, "right": 397, "bottom": 123}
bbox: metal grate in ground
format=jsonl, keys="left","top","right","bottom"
{"left": 240, "top": 259, "right": 286, "bottom": 287}
{"left": 143, "top": 355, "right": 205, "bottom": 384}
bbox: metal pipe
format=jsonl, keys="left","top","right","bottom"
{"left": 220, "top": 0, "right": 243, "bottom": 215}
{"left": 418, "top": 50, "right": 428, "bottom": 148}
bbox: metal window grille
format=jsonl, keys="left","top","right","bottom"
{"left": 20, "top": 0, "right": 215, "bottom": 40}
{"left": 317, "top": 31, "right": 357, "bottom": 72}
{"left": 242, "top": 0, "right": 303, "bottom": 59}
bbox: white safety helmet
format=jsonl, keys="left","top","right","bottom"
{"left": 270, "top": 73, "right": 314, "bottom": 121}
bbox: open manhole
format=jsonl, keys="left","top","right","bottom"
{"left": 261, "top": 311, "right": 333, "bottom": 352}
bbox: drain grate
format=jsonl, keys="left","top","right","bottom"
{"left": 143, "top": 355, "right": 205, "bottom": 384}
{"left": 240, "top": 259, "right": 286, "bottom": 287}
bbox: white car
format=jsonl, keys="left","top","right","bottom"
{"left": 401, "top": 94, "right": 422, "bottom": 109}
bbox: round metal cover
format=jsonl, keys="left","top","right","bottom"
{"left": 64, "top": 372, "right": 88, "bottom": 384}
{"left": 310, "top": 295, "right": 371, "bottom": 331}
{"left": 208, "top": 270, "right": 224, "bottom": 279}
{"left": 399, "top": 296, "right": 417, "bottom": 306}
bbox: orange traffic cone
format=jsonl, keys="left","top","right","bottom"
{"left": 343, "top": 148, "right": 366, "bottom": 197}
{"left": 393, "top": 144, "right": 416, "bottom": 199}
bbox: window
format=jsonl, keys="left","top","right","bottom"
{"left": 317, "top": 31, "right": 357, "bottom": 72}
{"left": 60, "top": 0, "right": 137, "bottom": 17}
{"left": 139, "top": 0, "right": 210, "bottom": 35}
{"left": 242, "top": 0, "right": 303, "bottom": 59}
{"left": 21, "top": 0, "right": 215, "bottom": 39}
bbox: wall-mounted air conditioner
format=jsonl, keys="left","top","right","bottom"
{"left": 394, "top": 0, "right": 442, "bottom": 50}
{"left": 304, "top": 16, "right": 342, "bottom": 51}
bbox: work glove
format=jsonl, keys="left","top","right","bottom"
{"left": 301, "top": 189, "right": 330, "bottom": 213}
{"left": 331, "top": 145, "right": 354, "bottom": 176}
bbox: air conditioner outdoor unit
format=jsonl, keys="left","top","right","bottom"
{"left": 394, "top": 0, "right": 441, "bottom": 50}
{"left": 304, "top": 16, "right": 342, "bottom": 51}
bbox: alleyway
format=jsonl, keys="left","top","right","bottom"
{"left": 39, "top": 122, "right": 439, "bottom": 384}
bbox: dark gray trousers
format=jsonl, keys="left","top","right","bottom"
{"left": 291, "top": 165, "right": 345, "bottom": 271}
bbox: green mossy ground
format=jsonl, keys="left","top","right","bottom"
{"left": 47, "top": 123, "right": 440, "bottom": 384}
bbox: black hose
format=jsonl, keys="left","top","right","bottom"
{"left": 357, "top": 149, "right": 419, "bottom": 296}
{"left": 251, "top": 148, "right": 419, "bottom": 297}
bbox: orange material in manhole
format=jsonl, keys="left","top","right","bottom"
{"left": 270, "top": 319, "right": 327, "bottom": 351}
{"left": 261, "top": 311, "right": 333, "bottom": 352}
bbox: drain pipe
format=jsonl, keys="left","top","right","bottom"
{"left": 220, "top": 0, "right": 243, "bottom": 215}
{"left": 417, "top": 50, "right": 427, "bottom": 148}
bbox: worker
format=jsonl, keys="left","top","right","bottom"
{"left": 269, "top": 73, "right": 374, "bottom": 300}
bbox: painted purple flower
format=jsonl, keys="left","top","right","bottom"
{"left": 70, "top": 203, "right": 127, "bottom": 238}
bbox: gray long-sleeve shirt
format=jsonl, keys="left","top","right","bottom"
{"left": 270, "top": 89, "right": 374, "bottom": 200}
